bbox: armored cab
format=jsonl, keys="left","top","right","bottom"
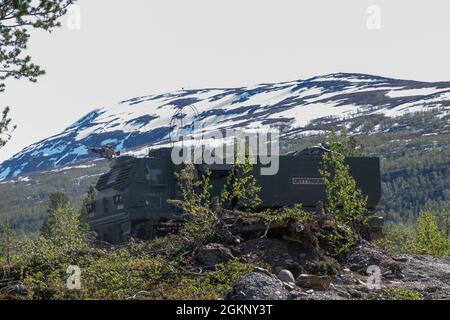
{"left": 88, "top": 147, "right": 381, "bottom": 243}
{"left": 88, "top": 149, "right": 178, "bottom": 243}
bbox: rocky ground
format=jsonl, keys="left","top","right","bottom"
{"left": 219, "top": 239, "right": 450, "bottom": 300}
{"left": 2, "top": 217, "right": 449, "bottom": 300}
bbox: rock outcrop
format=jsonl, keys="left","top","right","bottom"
{"left": 226, "top": 270, "right": 290, "bottom": 300}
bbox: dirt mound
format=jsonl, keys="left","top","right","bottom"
{"left": 233, "top": 238, "right": 308, "bottom": 277}
{"left": 346, "top": 240, "right": 401, "bottom": 275}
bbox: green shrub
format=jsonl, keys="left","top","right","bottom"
{"left": 319, "top": 128, "right": 369, "bottom": 254}
{"left": 377, "top": 210, "right": 450, "bottom": 256}
{"left": 221, "top": 149, "right": 262, "bottom": 211}
{"left": 82, "top": 251, "right": 253, "bottom": 300}
{"left": 241, "top": 203, "right": 312, "bottom": 225}
{"left": 307, "top": 259, "right": 340, "bottom": 276}
{"left": 14, "top": 204, "right": 90, "bottom": 299}
{"left": 160, "top": 259, "right": 254, "bottom": 300}
{"left": 81, "top": 249, "right": 176, "bottom": 300}
{"left": 17, "top": 236, "right": 85, "bottom": 299}
{"left": 172, "top": 164, "right": 217, "bottom": 243}
{"left": 381, "top": 288, "right": 422, "bottom": 300}
{"left": 414, "top": 210, "right": 449, "bottom": 256}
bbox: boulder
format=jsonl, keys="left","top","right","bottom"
{"left": 226, "top": 272, "right": 289, "bottom": 300}
{"left": 195, "top": 243, "right": 235, "bottom": 268}
{"left": 296, "top": 274, "right": 332, "bottom": 290}
{"left": 278, "top": 269, "right": 295, "bottom": 283}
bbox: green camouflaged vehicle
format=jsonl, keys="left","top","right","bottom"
{"left": 87, "top": 147, "right": 381, "bottom": 243}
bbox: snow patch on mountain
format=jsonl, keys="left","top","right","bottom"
{"left": 1, "top": 73, "right": 449, "bottom": 181}
{"left": 386, "top": 87, "right": 442, "bottom": 98}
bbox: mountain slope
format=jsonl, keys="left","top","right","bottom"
{"left": 0, "top": 108, "right": 448, "bottom": 232}
{"left": 1, "top": 73, "right": 450, "bottom": 181}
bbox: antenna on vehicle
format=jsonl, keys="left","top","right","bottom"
{"left": 90, "top": 145, "right": 120, "bottom": 161}
{"left": 169, "top": 104, "right": 200, "bottom": 151}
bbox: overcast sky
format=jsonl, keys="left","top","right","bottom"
{"left": 1, "top": 0, "right": 450, "bottom": 162}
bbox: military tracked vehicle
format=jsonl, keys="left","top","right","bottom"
{"left": 87, "top": 147, "right": 381, "bottom": 243}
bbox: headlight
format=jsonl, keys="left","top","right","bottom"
{"left": 113, "top": 195, "right": 123, "bottom": 205}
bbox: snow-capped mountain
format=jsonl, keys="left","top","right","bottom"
{"left": 1, "top": 73, "right": 449, "bottom": 181}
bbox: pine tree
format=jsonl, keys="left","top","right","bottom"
{"left": 0, "top": 0, "right": 77, "bottom": 148}
{"left": 320, "top": 128, "right": 368, "bottom": 229}
{"left": 0, "top": 107, "right": 15, "bottom": 148}
{"left": 51, "top": 204, "right": 88, "bottom": 250}
{"left": 414, "top": 210, "right": 449, "bottom": 256}
{"left": 40, "top": 192, "right": 70, "bottom": 238}
{"left": 173, "top": 164, "right": 216, "bottom": 242}
{"left": 319, "top": 128, "right": 369, "bottom": 253}
{"left": 220, "top": 147, "right": 262, "bottom": 211}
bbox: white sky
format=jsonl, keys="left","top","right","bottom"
{"left": 1, "top": 0, "right": 450, "bottom": 162}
